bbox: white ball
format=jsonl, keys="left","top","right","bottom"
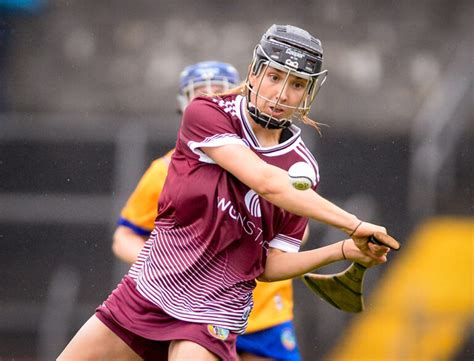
{"left": 288, "top": 162, "right": 316, "bottom": 190}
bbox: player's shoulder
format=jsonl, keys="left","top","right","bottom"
{"left": 183, "top": 96, "right": 225, "bottom": 124}
{"left": 182, "top": 94, "right": 242, "bottom": 135}
{"left": 194, "top": 93, "right": 238, "bottom": 103}
{"left": 186, "top": 94, "right": 239, "bottom": 115}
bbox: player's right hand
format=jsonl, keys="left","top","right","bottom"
{"left": 351, "top": 221, "right": 389, "bottom": 262}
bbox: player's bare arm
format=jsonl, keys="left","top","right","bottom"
{"left": 203, "top": 143, "right": 358, "bottom": 230}
{"left": 202, "top": 144, "right": 389, "bottom": 261}
{"left": 112, "top": 226, "right": 147, "bottom": 264}
{"left": 259, "top": 240, "right": 382, "bottom": 282}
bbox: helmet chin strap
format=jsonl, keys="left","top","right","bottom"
{"left": 247, "top": 101, "right": 292, "bottom": 129}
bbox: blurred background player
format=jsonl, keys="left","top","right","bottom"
{"left": 113, "top": 60, "right": 304, "bottom": 361}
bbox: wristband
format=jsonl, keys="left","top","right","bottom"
{"left": 349, "top": 221, "right": 363, "bottom": 237}
{"left": 341, "top": 240, "right": 347, "bottom": 260}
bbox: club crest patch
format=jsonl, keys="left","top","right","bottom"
{"left": 207, "top": 324, "right": 230, "bottom": 340}
{"left": 281, "top": 328, "right": 296, "bottom": 351}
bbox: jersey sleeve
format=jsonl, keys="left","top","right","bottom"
{"left": 179, "top": 97, "right": 247, "bottom": 164}
{"left": 268, "top": 215, "right": 308, "bottom": 253}
{"left": 118, "top": 151, "right": 172, "bottom": 236}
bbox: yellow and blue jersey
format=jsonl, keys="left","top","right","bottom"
{"left": 246, "top": 279, "right": 294, "bottom": 333}
{"left": 118, "top": 150, "right": 173, "bottom": 235}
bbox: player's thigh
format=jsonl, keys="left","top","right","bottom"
{"left": 169, "top": 340, "right": 219, "bottom": 361}
{"left": 57, "top": 314, "right": 142, "bottom": 361}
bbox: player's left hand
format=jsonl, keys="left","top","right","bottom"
{"left": 351, "top": 221, "right": 389, "bottom": 262}
{"left": 343, "top": 239, "right": 386, "bottom": 267}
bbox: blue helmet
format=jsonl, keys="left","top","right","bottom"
{"left": 177, "top": 61, "right": 240, "bottom": 112}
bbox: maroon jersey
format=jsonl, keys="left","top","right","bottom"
{"left": 128, "top": 94, "right": 320, "bottom": 334}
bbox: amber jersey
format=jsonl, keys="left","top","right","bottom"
{"left": 118, "top": 150, "right": 173, "bottom": 235}
{"left": 127, "top": 94, "right": 320, "bottom": 333}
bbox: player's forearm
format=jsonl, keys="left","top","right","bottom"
{"left": 257, "top": 165, "right": 360, "bottom": 234}
{"left": 259, "top": 244, "right": 344, "bottom": 282}
{"left": 112, "top": 226, "right": 147, "bottom": 265}
{"left": 205, "top": 144, "right": 360, "bottom": 233}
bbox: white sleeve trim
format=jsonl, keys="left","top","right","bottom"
{"left": 187, "top": 134, "right": 247, "bottom": 163}
{"left": 269, "top": 234, "right": 301, "bottom": 253}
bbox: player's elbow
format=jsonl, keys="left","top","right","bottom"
{"left": 258, "top": 248, "right": 288, "bottom": 282}
{"left": 112, "top": 226, "right": 132, "bottom": 260}
{"left": 251, "top": 165, "right": 284, "bottom": 198}
{"left": 256, "top": 274, "right": 271, "bottom": 282}
{"left": 111, "top": 228, "right": 123, "bottom": 257}
{"left": 257, "top": 271, "right": 284, "bottom": 282}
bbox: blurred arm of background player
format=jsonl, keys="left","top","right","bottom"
{"left": 110, "top": 134, "right": 178, "bottom": 265}
{"left": 112, "top": 153, "right": 172, "bottom": 265}
{"left": 113, "top": 226, "right": 147, "bottom": 264}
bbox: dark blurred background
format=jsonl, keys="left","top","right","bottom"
{"left": 0, "top": 0, "right": 472, "bottom": 360}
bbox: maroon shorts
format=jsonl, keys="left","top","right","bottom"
{"left": 95, "top": 276, "right": 238, "bottom": 361}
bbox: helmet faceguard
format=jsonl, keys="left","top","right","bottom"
{"left": 245, "top": 24, "right": 328, "bottom": 129}
{"left": 177, "top": 61, "right": 240, "bottom": 113}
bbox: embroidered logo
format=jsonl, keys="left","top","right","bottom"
{"left": 281, "top": 328, "right": 297, "bottom": 351}
{"left": 244, "top": 190, "right": 261, "bottom": 217}
{"left": 207, "top": 325, "right": 230, "bottom": 341}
